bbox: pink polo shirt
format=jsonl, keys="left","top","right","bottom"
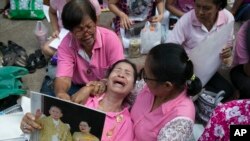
{"left": 130, "top": 86, "right": 195, "bottom": 141}
{"left": 85, "top": 94, "right": 134, "bottom": 141}
{"left": 233, "top": 20, "right": 250, "bottom": 66}
{"left": 166, "top": 9, "right": 234, "bottom": 54}
{"left": 56, "top": 27, "right": 124, "bottom": 85}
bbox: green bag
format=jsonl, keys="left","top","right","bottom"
{"left": 0, "top": 66, "right": 29, "bottom": 99}
{"left": 9, "top": 0, "right": 45, "bottom": 20}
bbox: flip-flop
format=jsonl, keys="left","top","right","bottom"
{"left": 8, "top": 40, "right": 28, "bottom": 60}
{"left": 34, "top": 49, "right": 47, "bottom": 69}
{"left": 26, "top": 53, "right": 36, "bottom": 73}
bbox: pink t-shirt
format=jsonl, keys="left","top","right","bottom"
{"left": 166, "top": 9, "right": 234, "bottom": 55}
{"left": 175, "top": 0, "right": 194, "bottom": 13}
{"left": 50, "top": 0, "right": 101, "bottom": 29}
{"left": 85, "top": 95, "right": 134, "bottom": 141}
{"left": 233, "top": 20, "right": 250, "bottom": 66}
{"left": 130, "top": 86, "right": 195, "bottom": 141}
{"left": 56, "top": 27, "right": 124, "bottom": 85}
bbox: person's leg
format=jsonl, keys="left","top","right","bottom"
{"left": 230, "top": 65, "right": 250, "bottom": 99}
{"left": 67, "top": 83, "right": 84, "bottom": 96}
{"left": 40, "top": 77, "right": 84, "bottom": 97}
{"left": 205, "top": 72, "right": 235, "bottom": 100}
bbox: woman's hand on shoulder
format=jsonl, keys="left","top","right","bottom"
{"left": 20, "top": 113, "right": 42, "bottom": 133}
{"left": 87, "top": 80, "right": 107, "bottom": 95}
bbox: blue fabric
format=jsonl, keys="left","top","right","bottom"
{"left": 40, "top": 76, "right": 84, "bottom": 97}
{"left": 235, "top": 4, "right": 250, "bottom": 21}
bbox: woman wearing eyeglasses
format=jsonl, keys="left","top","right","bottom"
{"left": 51, "top": 0, "right": 124, "bottom": 100}
{"left": 131, "top": 43, "right": 202, "bottom": 140}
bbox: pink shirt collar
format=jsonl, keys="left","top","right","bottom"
{"left": 191, "top": 9, "right": 228, "bottom": 27}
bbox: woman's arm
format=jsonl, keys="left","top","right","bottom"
{"left": 150, "top": 0, "right": 164, "bottom": 23}
{"left": 71, "top": 85, "right": 95, "bottom": 104}
{"left": 49, "top": 6, "right": 60, "bottom": 38}
{"left": 108, "top": 0, "right": 132, "bottom": 29}
{"left": 54, "top": 77, "right": 72, "bottom": 100}
{"left": 157, "top": 117, "right": 194, "bottom": 141}
{"left": 165, "top": 0, "right": 184, "bottom": 17}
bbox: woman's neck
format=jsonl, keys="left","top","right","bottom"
{"left": 204, "top": 13, "right": 218, "bottom": 31}
{"left": 99, "top": 92, "right": 124, "bottom": 112}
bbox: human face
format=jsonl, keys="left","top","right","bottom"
{"left": 194, "top": 0, "right": 220, "bottom": 27}
{"left": 49, "top": 107, "right": 62, "bottom": 120}
{"left": 143, "top": 57, "right": 168, "bottom": 97}
{"left": 79, "top": 121, "right": 90, "bottom": 133}
{"left": 107, "top": 62, "right": 135, "bottom": 96}
{"left": 72, "top": 16, "right": 96, "bottom": 48}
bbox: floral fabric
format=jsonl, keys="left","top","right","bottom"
{"left": 198, "top": 99, "right": 250, "bottom": 141}
{"left": 157, "top": 117, "right": 194, "bottom": 141}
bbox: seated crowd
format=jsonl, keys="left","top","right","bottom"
{"left": 13, "top": 0, "right": 250, "bottom": 140}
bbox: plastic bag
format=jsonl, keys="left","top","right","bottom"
{"left": 195, "top": 89, "right": 225, "bottom": 125}
{"left": 34, "top": 21, "right": 48, "bottom": 47}
{"left": 9, "top": 0, "right": 45, "bottom": 19}
{"left": 0, "top": 66, "right": 29, "bottom": 99}
{"left": 140, "top": 22, "right": 161, "bottom": 54}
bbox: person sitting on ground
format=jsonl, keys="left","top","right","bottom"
{"left": 230, "top": 0, "right": 250, "bottom": 22}
{"left": 87, "top": 43, "right": 203, "bottom": 140}
{"left": 198, "top": 99, "right": 250, "bottom": 140}
{"left": 230, "top": 20, "right": 250, "bottom": 99}
{"left": 40, "top": 0, "right": 124, "bottom": 100}
{"left": 166, "top": 0, "right": 235, "bottom": 101}
{"left": 73, "top": 121, "right": 99, "bottom": 141}
{"left": 21, "top": 105, "right": 72, "bottom": 141}
{"left": 21, "top": 59, "right": 137, "bottom": 141}
{"left": 42, "top": 0, "right": 101, "bottom": 58}
{"left": 108, "top": 0, "right": 164, "bottom": 35}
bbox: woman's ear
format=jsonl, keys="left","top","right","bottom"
{"left": 164, "top": 81, "right": 173, "bottom": 89}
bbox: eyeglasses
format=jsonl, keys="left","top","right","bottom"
{"left": 72, "top": 21, "right": 95, "bottom": 36}
{"left": 140, "top": 68, "right": 162, "bottom": 82}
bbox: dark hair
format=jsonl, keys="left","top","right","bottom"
{"left": 147, "top": 43, "right": 202, "bottom": 96}
{"left": 62, "top": 0, "right": 97, "bottom": 31}
{"left": 106, "top": 59, "right": 138, "bottom": 85}
{"left": 213, "top": 0, "right": 227, "bottom": 9}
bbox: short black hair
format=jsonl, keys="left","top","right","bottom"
{"left": 213, "top": 0, "right": 227, "bottom": 9}
{"left": 62, "top": 0, "right": 97, "bottom": 31}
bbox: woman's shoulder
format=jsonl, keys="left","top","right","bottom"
{"left": 221, "top": 9, "right": 234, "bottom": 22}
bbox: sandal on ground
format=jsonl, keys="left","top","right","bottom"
{"left": 8, "top": 40, "right": 28, "bottom": 60}
{"left": 26, "top": 53, "right": 36, "bottom": 73}
{"left": 34, "top": 49, "right": 47, "bottom": 68}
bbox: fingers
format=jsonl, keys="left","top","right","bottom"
{"left": 220, "top": 47, "right": 232, "bottom": 59}
{"left": 21, "top": 113, "right": 41, "bottom": 133}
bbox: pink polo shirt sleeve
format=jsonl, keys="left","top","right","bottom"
{"left": 56, "top": 27, "right": 124, "bottom": 84}
{"left": 233, "top": 20, "right": 250, "bottom": 66}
